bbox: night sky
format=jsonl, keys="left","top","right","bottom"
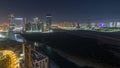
{"left": 0, "top": 0, "right": 120, "bottom": 22}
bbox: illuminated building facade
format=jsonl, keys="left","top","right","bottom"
{"left": 9, "top": 14, "right": 15, "bottom": 31}
{"left": 14, "top": 17, "right": 24, "bottom": 33}
{"left": 25, "top": 17, "right": 44, "bottom": 32}
{"left": 46, "top": 14, "right": 52, "bottom": 31}
{"left": 8, "top": 14, "right": 25, "bottom": 33}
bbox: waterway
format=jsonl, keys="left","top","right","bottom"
{"left": 12, "top": 34, "right": 79, "bottom": 68}
{"left": 19, "top": 32, "right": 120, "bottom": 68}
{"left": 28, "top": 41, "right": 95, "bottom": 68}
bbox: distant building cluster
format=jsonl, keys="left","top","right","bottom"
{"left": 81, "top": 22, "right": 120, "bottom": 28}
{"left": 9, "top": 14, "right": 52, "bottom": 33}
{"left": 0, "top": 23, "right": 9, "bottom": 32}
{"left": 1, "top": 14, "right": 120, "bottom": 32}
{"left": 52, "top": 22, "right": 77, "bottom": 29}
{"left": 52, "top": 21, "right": 120, "bottom": 31}
{"left": 25, "top": 17, "right": 43, "bottom": 32}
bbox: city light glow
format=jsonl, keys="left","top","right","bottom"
{"left": 0, "top": 34, "right": 6, "bottom": 38}
{"left": 0, "top": 50, "right": 19, "bottom": 68}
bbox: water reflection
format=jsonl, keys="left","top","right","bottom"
{"left": 34, "top": 42, "right": 39, "bottom": 47}
{"left": 32, "top": 42, "right": 81, "bottom": 68}
{"left": 14, "top": 34, "right": 25, "bottom": 43}
{"left": 24, "top": 41, "right": 95, "bottom": 68}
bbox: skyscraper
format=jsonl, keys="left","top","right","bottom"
{"left": 9, "top": 14, "right": 15, "bottom": 31}
{"left": 33, "top": 17, "right": 39, "bottom": 30}
{"left": 46, "top": 14, "right": 52, "bottom": 31}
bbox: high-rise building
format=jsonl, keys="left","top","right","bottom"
{"left": 46, "top": 14, "right": 52, "bottom": 31}
{"left": 33, "top": 17, "right": 40, "bottom": 30}
{"left": 9, "top": 14, "right": 15, "bottom": 31}
{"left": 33, "top": 17, "right": 39, "bottom": 24}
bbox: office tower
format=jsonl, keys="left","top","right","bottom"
{"left": 33, "top": 17, "right": 39, "bottom": 30}
{"left": 9, "top": 14, "right": 15, "bottom": 31}
{"left": 76, "top": 23, "right": 80, "bottom": 29}
{"left": 46, "top": 14, "right": 52, "bottom": 31}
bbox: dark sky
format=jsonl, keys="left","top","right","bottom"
{"left": 0, "top": 0, "right": 120, "bottom": 22}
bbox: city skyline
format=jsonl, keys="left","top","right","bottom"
{"left": 1, "top": 0, "right": 120, "bottom": 23}
{"left": 0, "top": 1, "right": 120, "bottom": 68}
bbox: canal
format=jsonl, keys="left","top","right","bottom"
{"left": 14, "top": 33, "right": 93, "bottom": 68}
{"left": 26, "top": 41, "right": 94, "bottom": 68}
